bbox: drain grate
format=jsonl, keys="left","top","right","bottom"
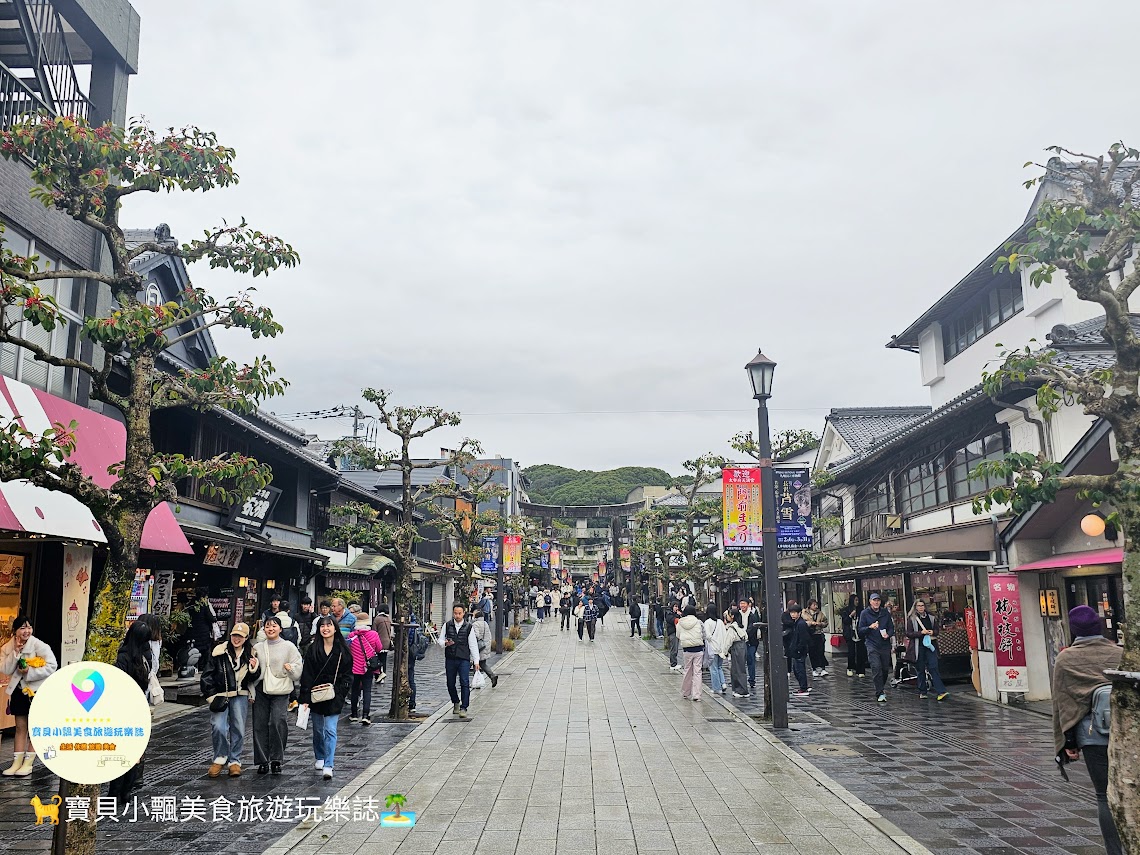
{"left": 703, "top": 718, "right": 736, "bottom": 723}
{"left": 802, "top": 743, "right": 860, "bottom": 757}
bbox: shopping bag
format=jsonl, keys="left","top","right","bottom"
{"left": 296, "top": 704, "right": 310, "bottom": 729}
{"left": 472, "top": 670, "right": 487, "bottom": 690}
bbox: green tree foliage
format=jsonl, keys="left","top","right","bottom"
{"left": 0, "top": 114, "right": 296, "bottom": 855}
{"left": 524, "top": 464, "right": 674, "bottom": 505}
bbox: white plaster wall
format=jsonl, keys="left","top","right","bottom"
{"left": 920, "top": 323, "right": 945, "bottom": 387}
{"left": 1018, "top": 572, "right": 1053, "bottom": 701}
{"left": 979, "top": 650, "right": 998, "bottom": 701}
{"left": 1047, "top": 404, "right": 1099, "bottom": 463}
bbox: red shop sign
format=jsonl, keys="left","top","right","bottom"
{"left": 990, "top": 573, "right": 1027, "bottom": 691}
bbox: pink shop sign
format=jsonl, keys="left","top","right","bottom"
{"left": 990, "top": 573, "right": 1027, "bottom": 692}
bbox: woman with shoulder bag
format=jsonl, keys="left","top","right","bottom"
{"left": 905, "top": 599, "right": 949, "bottom": 700}
{"left": 1052, "top": 606, "right": 1123, "bottom": 855}
{"left": 251, "top": 615, "right": 302, "bottom": 776}
{"left": 200, "top": 621, "right": 259, "bottom": 778}
{"left": 347, "top": 617, "right": 383, "bottom": 725}
{"left": 725, "top": 608, "right": 750, "bottom": 698}
{"left": 301, "top": 616, "right": 352, "bottom": 780}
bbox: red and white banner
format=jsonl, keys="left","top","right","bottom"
{"left": 0, "top": 376, "right": 191, "bottom": 552}
{"left": 990, "top": 573, "right": 1027, "bottom": 691}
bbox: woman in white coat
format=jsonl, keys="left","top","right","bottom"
{"left": 704, "top": 605, "right": 728, "bottom": 695}
{"left": 0, "top": 615, "right": 58, "bottom": 777}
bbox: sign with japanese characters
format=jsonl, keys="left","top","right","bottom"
{"left": 480, "top": 536, "right": 499, "bottom": 572}
{"left": 775, "top": 467, "right": 812, "bottom": 551}
{"left": 203, "top": 543, "right": 243, "bottom": 569}
{"left": 990, "top": 573, "right": 1027, "bottom": 691}
{"left": 503, "top": 535, "right": 522, "bottom": 574}
{"left": 722, "top": 466, "right": 762, "bottom": 550}
{"left": 60, "top": 547, "right": 92, "bottom": 668}
{"left": 620, "top": 547, "right": 631, "bottom": 572}
{"left": 224, "top": 486, "right": 282, "bottom": 533}
{"left": 550, "top": 548, "right": 562, "bottom": 572}
{"left": 28, "top": 662, "right": 152, "bottom": 785}
{"left": 911, "top": 568, "right": 973, "bottom": 589}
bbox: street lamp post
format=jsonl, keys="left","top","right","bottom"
{"left": 745, "top": 348, "right": 789, "bottom": 730}
{"left": 496, "top": 495, "right": 506, "bottom": 653}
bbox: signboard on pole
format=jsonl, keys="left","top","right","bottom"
{"left": 480, "top": 536, "right": 499, "bottom": 573}
{"left": 503, "top": 535, "right": 522, "bottom": 574}
{"left": 224, "top": 485, "right": 282, "bottom": 533}
{"left": 61, "top": 546, "right": 92, "bottom": 668}
{"left": 550, "top": 548, "right": 562, "bottom": 572}
{"left": 990, "top": 573, "right": 1027, "bottom": 692}
{"left": 774, "top": 467, "right": 813, "bottom": 551}
{"left": 722, "top": 467, "right": 763, "bottom": 550}
{"left": 619, "top": 547, "right": 631, "bottom": 573}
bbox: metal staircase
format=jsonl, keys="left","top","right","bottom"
{"left": 0, "top": 0, "right": 91, "bottom": 128}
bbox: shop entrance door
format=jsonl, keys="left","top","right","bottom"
{"left": 1065, "top": 575, "right": 1125, "bottom": 644}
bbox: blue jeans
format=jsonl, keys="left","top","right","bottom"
{"left": 311, "top": 712, "right": 339, "bottom": 771}
{"left": 210, "top": 694, "right": 248, "bottom": 765}
{"left": 791, "top": 656, "right": 808, "bottom": 691}
{"left": 916, "top": 647, "right": 947, "bottom": 695}
{"left": 746, "top": 642, "right": 758, "bottom": 686}
{"left": 709, "top": 654, "right": 725, "bottom": 693}
{"left": 445, "top": 657, "right": 471, "bottom": 709}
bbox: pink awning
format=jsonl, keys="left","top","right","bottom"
{"left": 0, "top": 376, "right": 192, "bottom": 554}
{"left": 1014, "top": 548, "right": 1123, "bottom": 572}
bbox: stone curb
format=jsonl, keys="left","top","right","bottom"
{"left": 639, "top": 635, "right": 934, "bottom": 855}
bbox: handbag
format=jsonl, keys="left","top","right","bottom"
{"left": 209, "top": 695, "right": 230, "bottom": 713}
{"left": 310, "top": 651, "right": 342, "bottom": 704}
{"left": 147, "top": 672, "right": 164, "bottom": 707}
{"left": 355, "top": 634, "right": 382, "bottom": 673}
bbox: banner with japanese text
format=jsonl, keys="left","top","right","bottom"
{"left": 550, "top": 548, "right": 562, "bottom": 572}
{"left": 774, "top": 467, "right": 812, "bottom": 551}
{"left": 620, "top": 547, "right": 631, "bottom": 572}
{"left": 480, "top": 536, "right": 499, "bottom": 573}
{"left": 722, "top": 467, "right": 762, "bottom": 550}
{"left": 502, "top": 535, "right": 522, "bottom": 574}
{"left": 990, "top": 573, "right": 1027, "bottom": 691}
{"left": 60, "top": 546, "right": 92, "bottom": 667}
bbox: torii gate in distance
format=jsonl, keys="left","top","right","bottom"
{"left": 518, "top": 500, "right": 645, "bottom": 586}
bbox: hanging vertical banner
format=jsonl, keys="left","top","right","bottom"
{"left": 619, "top": 547, "right": 631, "bottom": 573}
{"left": 60, "top": 545, "right": 93, "bottom": 667}
{"left": 503, "top": 535, "right": 522, "bottom": 574}
{"left": 152, "top": 569, "right": 175, "bottom": 617}
{"left": 774, "top": 467, "right": 813, "bottom": 551}
{"left": 722, "top": 467, "right": 763, "bottom": 550}
{"left": 550, "top": 549, "right": 562, "bottom": 572}
{"left": 480, "top": 536, "right": 499, "bottom": 573}
{"left": 990, "top": 573, "right": 1027, "bottom": 691}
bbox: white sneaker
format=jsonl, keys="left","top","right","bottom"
{"left": 323, "top": 767, "right": 333, "bottom": 780}
{"left": 315, "top": 759, "right": 325, "bottom": 770}
{"left": 820, "top": 669, "right": 829, "bottom": 676}
{"left": 846, "top": 669, "right": 854, "bottom": 677}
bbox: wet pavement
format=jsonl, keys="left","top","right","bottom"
{"left": 1, "top": 623, "right": 530, "bottom": 853}
{"left": 643, "top": 635, "right": 1106, "bottom": 855}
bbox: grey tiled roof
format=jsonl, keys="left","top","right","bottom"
{"left": 828, "top": 340, "right": 1120, "bottom": 478}
{"left": 340, "top": 465, "right": 452, "bottom": 490}
{"left": 1047, "top": 313, "right": 1140, "bottom": 347}
{"left": 827, "top": 407, "right": 931, "bottom": 455}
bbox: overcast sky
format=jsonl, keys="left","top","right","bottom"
{"left": 124, "top": 1, "right": 1140, "bottom": 473}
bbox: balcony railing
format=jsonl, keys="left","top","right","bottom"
{"left": 0, "top": 60, "right": 45, "bottom": 130}
{"left": 850, "top": 512, "right": 905, "bottom": 544}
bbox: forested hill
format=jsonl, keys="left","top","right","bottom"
{"left": 523, "top": 465, "right": 675, "bottom": 506}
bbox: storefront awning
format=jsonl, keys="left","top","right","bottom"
{"left": 177, "top": 520, "right": 328, "bottom": 564}
{"left": 1014, "top": 548, "right": 1123, "bottom": 572}
{"left": 0, "top": 376, "right": 192, "bottom": 553}
{"left": 348, "top": 553, "right": 394, "bottom": 572}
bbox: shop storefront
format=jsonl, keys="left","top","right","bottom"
{"left": 0, "top": 375, "right": 193, "bottom": 721}
{"left": 908, "top": 568, "right": 976, "bottom": 680}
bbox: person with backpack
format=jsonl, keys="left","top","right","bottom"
{"left": 559, "top": 591, "right": 573, "bottom": 631}
{"left": 904, "top": 599, "right": 948, "bottom": 700}
{"left": 544, "top": 590, "right": 554, "bottom": 623}
{"left": 347, "top": 617, "right": 383, "bottom": 725}
{"left": 1052, "top": 605, "right": 1123, "bottom": 855}
{"left": 470, "top": 610, "right": 500, "bottom": 687}
{"left": 628, "top": 598, "right": 642, "bottom": 637}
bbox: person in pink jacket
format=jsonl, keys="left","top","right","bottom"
{"left": 346, "top": 621, "right": 383, "bottom": 725}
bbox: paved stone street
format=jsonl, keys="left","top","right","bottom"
{"left": 0, "top": 634, "right": 519, "bottom": 854}
{"left": 266, "top": 619, "right": 921, "bottom": 855}
{"left": 643, "top": 635, "right": 1105, "bottom": 855}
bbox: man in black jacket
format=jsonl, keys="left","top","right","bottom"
{"left": 628, "top": 598, "right": 642, "bottom": 637}
{"left": 786, "top": 603, "right": 812, "bottom": 696}
{"left": 559, "top": 592, "right": 572, "bottom": 631}
{"left": 736, "top": 599, "right": 762, "bottom": 689}
{"left": 666, "top": 602, "right": 681, "bottom": 669}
